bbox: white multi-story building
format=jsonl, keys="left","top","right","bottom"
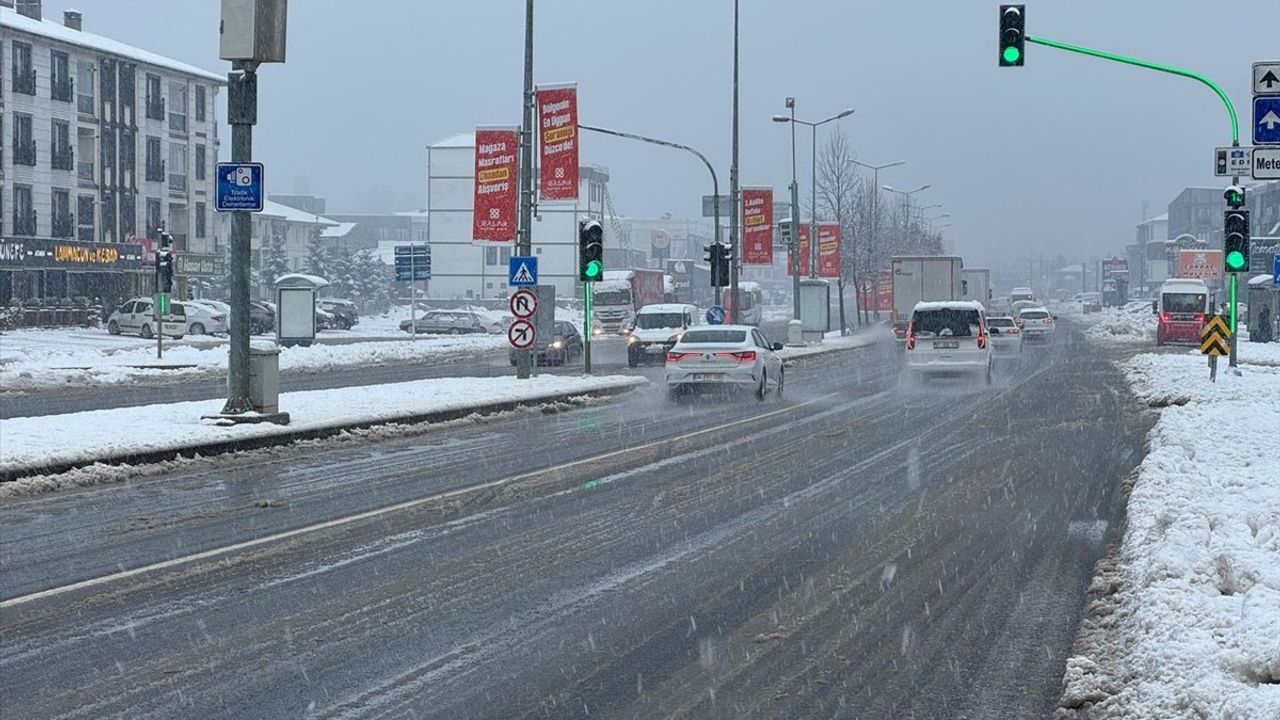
{"left": 0, "top": 1, "right": 223, "bottom": 304}
{"left": 426, "top": 132, "right": 611, "bottom": 300}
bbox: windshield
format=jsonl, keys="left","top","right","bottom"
{"left": 636, "top": 313, "right": 684, "bottom": 329}
{"left": 680, "top": 329, "right": 747, "bottom": 343}
{"left": 1162, "top": 292, "right": 1206, "bottom": 314}
{"left": 1020, "top": 310, "right": 1049, "bottom": 320}
{"left": 911, "top": 308, "right": 981, "bottom": 337}
{"left": 593, "top": 290, "right": 632, "bottom": 305}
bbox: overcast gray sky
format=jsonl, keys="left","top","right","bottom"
{"left": 64, "top": 0, "right": 1280, "bottom": 268}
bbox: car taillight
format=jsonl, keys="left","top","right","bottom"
{"left": 1195, "top": 314, "right": 1205, "bottom": 323}
{"left": 1008, "top": 327, "right": 1019, "bottom": 334}
{"left": 1161, "top": 313, "right": 1171, "bottom": 323}
{"left": 714, "top": 350, "right": 756, "bottom": 362}
{"left": 978, "top": 332, "right": 987, "bottom": 349}
{"left": 893, "top": 326, "right": 906, "bottom": 337}
{"left": 1016, "top": 318, "right": 1025, "bottom": 327}
{"left": 666, "top": 351, "right": 695, "bottom": 362}
{"left": 905, "top": 329, "right": 915, "bottom": 350}
{"left": 1042, "top": 318, "right": 1052, "bottom": 324}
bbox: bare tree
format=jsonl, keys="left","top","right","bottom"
{"left": 813, "top": 128, "right": 862, "bottom": 332}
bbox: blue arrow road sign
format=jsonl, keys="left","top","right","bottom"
{"left": 215, "top": 163, "right": 264, "bottom": 212}
{"left": 1272, "top": 253, "right": 1279, "bottom": 286}
{"left": 1254, "top": 96, "right": 1280, "bottom": 145}
{"left": 509, "top": 256, "right": 537, "bottom": 287}
{"left": 705, "top": 306, "right": 726, "bottom": 325}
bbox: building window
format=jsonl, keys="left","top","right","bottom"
{"left": 168, "top": 143, "right": 187, "bottom": 192}
{"left": 52, "top": 189, "right": 74, "bottom": 239}
{"left": 119, "top": 65, "right": 136, "bottom": 119}
{"left": 51, "top": 119, "right": 73, "bottom": 171}
{"left": 76, "top": 60, "right": 95, "bottom": 115}
{"left": 120, "top": 129, "right": 136, "bottom": 176}
{"left": 13, "top": 185, "right": 36, "bottom": 236}
{"left": 145, "top": 198, "right": 163, "bottom": 238}
{"left": 121, "top": 193, "right": 136, "bottom": 237}
{"left": 168, "top": 80, "right": 187, "bottom": 133}
{"left": 11, "top": 42, "right": 35, "bottom": 95}
{"left": 195, "top": 85, "right": 206, "bottom": 123}
{"left": 195, "top": 144, "right": 206, "bottom": 180}
{"left": 145, "top": 136, "right": 164, "bottom": 182}
{"left": 77, "top": 195, "right": 95, "bottom": 243}
{"left": 145, "top": 74, "right": 164, "bottom": 121}
{"left": 13, "top": 113, "right": 36, "bottom": 166}
{"left": 486, "top": 247, "right": 498, "bottom": 265}
{"left": 50, "top": 50, "right": 73, "bottom": 102}
{"left": 195, "top": 201, "right": 206, "bottom": 238}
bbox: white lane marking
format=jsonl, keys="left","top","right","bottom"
{"left": 0, "top": 392, "right": 838, "bottom": 610}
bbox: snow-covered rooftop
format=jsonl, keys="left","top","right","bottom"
{"left": 320, "top": 222, "right": 357, "bottom": 239}
{"left": 260, "top": 200, "right": 339, "bottom": 227}
{"left": 0, "top": 7, "right": 224, "bottom": 83}
{"left": 431, "top": 133, "right": 476, "bottom": 149}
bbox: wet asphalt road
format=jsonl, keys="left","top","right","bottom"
{"left": 0, "top": 321, "right": 795, "bottom": 419}
{"left": 0, "top": 322, "right": 1154, "bottom": 719}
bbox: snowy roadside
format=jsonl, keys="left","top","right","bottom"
{"left": 0, "top": 329, "right": 505, "bottom": 391}
{"left": 777, "top": 324, "right": 888, "bottom": 361}
{"left": 1056, "top": 350, "right": 1280, "bottom": 719}
{"left": 0, "top": 374, "right": 646, "bottom": 481}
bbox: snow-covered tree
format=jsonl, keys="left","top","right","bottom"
{"left": 262, "top": 229, "right": 290, "bottom": 289}
{"left": 307, "top": 232, "right": 331, "bottom": 282}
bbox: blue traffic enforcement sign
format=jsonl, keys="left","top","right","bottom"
{"left": 1254, "top": 97, "right": 1280, "bottom": 145}
{"left": 509, "top": 256, "right": 538, "bottom": 287}
{"left": 705, "top": 306, "right": 726, "bottom": 325}
{"left": 215, "top": 162, "right": 264, "bottom": 211}
{"left": 1273, "top": 253, "right": 1280, "bottom": 286}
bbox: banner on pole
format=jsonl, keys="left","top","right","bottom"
{"left": 741, "top": 187, "right": 774, "bottom": 265}
{"left": 789, "top": 225, "right": 811, "bottom": 276}
{"left": 472, "top": 126, "right": 519, "bottom": 244}
{"left": 818, "top": 223, "right": 841, "bottom": 278}
{"left": 536, "top": 84, "right": 579, "bottom": 201}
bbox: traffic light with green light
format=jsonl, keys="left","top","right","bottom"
{"left": 999, "top": 5, "right": 1025, "bottom": 67}
{"left": 1223, "top": 210, "right": 1250, "bottom": 273}
{"left": 579, "top": 219, "right": 604, "bottom": 282}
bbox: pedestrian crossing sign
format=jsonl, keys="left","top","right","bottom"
{"left": 509, "top": 256, "right": 538, "bottom": 287}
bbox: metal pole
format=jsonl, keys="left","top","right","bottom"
{"left": 870, "top": 167, "right": 879, "bottom": 322}
{"left": 584, "top": 282, "right": 592, "bottom": 374}
{"left": 789, "top": 103, "right": 800, "bottom": 321}
{"left": 221, "top": 63, "right": 256, "bottom": 415}
{"left": 515, "top": 0, "right": 534, "bottom": 380}
{"left": 410, "top": 248, "right": 416, "bottom": 340}
{"left": 810, "top": 123, "right": 818, "bottom": 279}
{"left": 728, "top": 0, "right": 741, "bottom": 322}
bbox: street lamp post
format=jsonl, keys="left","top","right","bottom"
{"left": 851, "top": 159, "right": 905, "bottom": 323}
{"left": 773, "top": 106, "right": 854, "bottom": 317}
{"left": 883, "top": 183, "right": 931, "bottom": 255}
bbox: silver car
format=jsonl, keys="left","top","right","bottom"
{"left": 903, "top": 301, "right": 993, "bottom": 384}
{"left": 1015, "top": 306, "right": 1056, "bottom": 340}
{"left": 180, "top": 301, "right": 228, "bottom": 335}
{"left": 985, "top": 315, "right": 1022, "bottom": 353}
{"left": 106, "top": 297, "right": 185, "bottom": 339}
{"left": 664, "top": 325, "right": 784, "bottom": 401}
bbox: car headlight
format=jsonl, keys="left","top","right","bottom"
{"left": 593, "top": 327, "right": 604, "bottom": 335}
{"left": 627, "top": 335, "right": 639, "bottom": 345}
{"left": 551, "top": 340, "right": 564, "bottom": 349}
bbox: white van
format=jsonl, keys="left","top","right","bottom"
{"left": 903, "top": 300, "right": 992, "bottom": 385}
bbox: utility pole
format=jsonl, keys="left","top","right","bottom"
{"left": 852, "top": 159, "right": 905, "bottom": 324}
{"left": 787, "top": 99, "right": 800, "bottom": 321}
{"left": 728, "top": 0, "right": 741, "bottom": 322}
{"left": 516, "top": 0, "right": 535, "bottom": 380}
{"left": 221, "top": 61, "right": 257, "bottom": 414}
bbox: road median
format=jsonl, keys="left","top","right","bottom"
{"left": 0, "top": 374, "right": 646, "bottom": 483}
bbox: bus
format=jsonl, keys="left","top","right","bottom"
{"left": 1155, "top": 278, "right": 1208, "bottom": 346}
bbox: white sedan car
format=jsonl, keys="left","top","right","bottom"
{"left": 664, "top": 325, "right": 784, "bottom": 401}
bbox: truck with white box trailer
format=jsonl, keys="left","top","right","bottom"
{"left": 890, "top": 256, "right": 964, "bottom": 342}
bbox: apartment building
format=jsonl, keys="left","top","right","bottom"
{"left": 0, "top": 1, "right": 223, "bottom": 303}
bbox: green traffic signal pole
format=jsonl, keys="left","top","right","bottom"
{"left": 1025, "top": 35, "right": 1242, "bottom": 367}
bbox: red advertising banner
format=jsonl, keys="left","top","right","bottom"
{"left": 858, "top": 268, "right": 895, "bottom": 312}
{"left": 788, "top": 225, "right": 811, "bottom": 276}
{"left": 537, "top": 84, "right": 579, "bottom": 201}
{"left": 741, "top": 187, "right": 773, "bottom": 265}
{"left": 818, "top": 223, "right": 841, "bottom": 278}
{"left": 472, "top": 127, "right": 519, "bottom": 244}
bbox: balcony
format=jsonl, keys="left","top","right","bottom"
{"left": 13, "top": 212, "right": 38, "bottom": 237}
{"left": 51, "top": 144, "right": 74, "bottom": 172}
{"left": 51, "top": 211, "right": 74, "bottom": 239}
{"left": 12, "top": 69, "right": 36, "bottom": 95}
{"left": 14, "top": 142, "right": 36, "bottom": 167}
{"left": 145, "top": 159, "right": 166, "bottom": 183}
{"left": 78, "top": 161, "right": 95, "bottom": 183}
{"left": 145, "top": 97, "right": 165, "bottom": 122}
{"left": 52, "top": 75, "right": 74, "bottom": 102}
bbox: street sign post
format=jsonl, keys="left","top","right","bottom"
{"left": 1253, "top": 62, "right": 1280, "bottom": 95}
{"left": 508, "top": 256, "right": 538, "bottom": 287}
{"left": 1253, "top": 147, "right": 1280, "bottom": 180}
{"left": 702, "top": 194, "right": 731, "bottom": 218}
{"left": 215, "top": 162, "right": 265, "bottom": 212}
{"left": 1201, "top": 314, "right": 1231, "bottom": 382}
{"left": 1215, "top": 146, "right": 1252, "bottom": 177}
{"left": 508, "top": 319, "right": 536, "bottom": 349}
{"left": 1253, "top": 96, "right": 1280, "bottom": 145}
{"left": 509, "top": 288, "right": 538, "bottom": 319}
{"left": 393, "top": 244, "right": 430, "bottom": 282}
{"left": 705, "top": 305, "right": 726, "bottom": 325}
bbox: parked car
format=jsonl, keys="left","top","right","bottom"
{"left": 317, "top": 298, "right": 359, "bottom": 330}
{"left": 314, "top": 304, "right": 335, "bottom": 331}
{"left": 1078, "top": 292, "right": 1103, "bottom": 314}
{"left": 249, "top": 301, "right": 275, "bottom": 334}
{"left": 903, "top": 300, "right": 992, "bottom": 385}
{"left": 509, "top": 321, "right": 583, "bottom": 366}
{"left": 106, "top": 297, "right": 185, "bottom": 339}
{"left": 664, "top": 325, "right": 784, "bottom": 401}
{"left": 400, "top": 310, "right": 489, "bottom": 335}
{"left": 180, "top": 301, "right": 228, "bottom": 335}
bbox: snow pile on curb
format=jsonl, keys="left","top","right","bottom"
{"left": 0, "top": 374, "right": 646, "bottom": 475}
{"left": 1058, "top": 352, "right": 1280, "bottom": 719}
{"left": 778, "top": 326, "right": 887, "bottom": 361}
{"left": 1084, "top": 307, "right": 1156, "bottom": 343}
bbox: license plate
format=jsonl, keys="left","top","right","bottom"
{"left": 933, "top": 340, "right": 959, "bottom": 349}
{"left": 692, "top": 373, "right": 722, "bottom": 381}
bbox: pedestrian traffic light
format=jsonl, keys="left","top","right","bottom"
{"left": 1224, "top": 184, "right": 1245, "bottom": 210}
{"left": 1223, "top": 210, "right": 1250, "bottom": 272}
{"left": 717, "top": 247, "right": 732, "bottom": 289}
{"left": 156, "top": 231, "right": 174, "bottom": 294}
{"left": 579, "top": 219, "right": 604, "bottom": 281}
{"left": 999, "top": 5, "right": 1025, "bottom": 67}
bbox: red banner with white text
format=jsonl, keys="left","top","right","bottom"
{"left": 537, "top": 84, "right": 579, "bottom": 201}
{"left": 472, "top": 127, "right": 519, "bottom": 244}
{"left": 741, "top": 187, "right": 773, "bottom": 265}
{"left": 818, "top": 223, "right": 841, "bottom": 278}
{"left": 789, "top": 224, "right": 811, "bottom": 276}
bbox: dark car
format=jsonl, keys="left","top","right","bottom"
{"left": 318, "top": 299, "right": 359, "bottom": 330}
{"left": 249, "top": 301, "right": 275, "bottom": 335}
{"left": 509, "top": 321, "right": 583, "bottom": 366}
{"left": 401, "top": 310, "right": 488, "bottom": 335}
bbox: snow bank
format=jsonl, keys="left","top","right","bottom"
{"left": 1084, "top": 306, "right": 1156, "bottom": 344}
{"left": 1059, "top": 351, "right": 1280, "bottom": 719}
{"left": 0, "top": 374, "right": 646, "bottom": 475}
{"left": 777, "top": 325, "right": 887, "bottom": 361}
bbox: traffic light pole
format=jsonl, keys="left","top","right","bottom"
{"left": 515, "top": 0, "right": 535, "bottom": 380}
{"left": 1022, "top": 34, "right": 1242, "bottom": 366}
{"left": 583, "top": 285, "right": 592, "bottom": 374}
